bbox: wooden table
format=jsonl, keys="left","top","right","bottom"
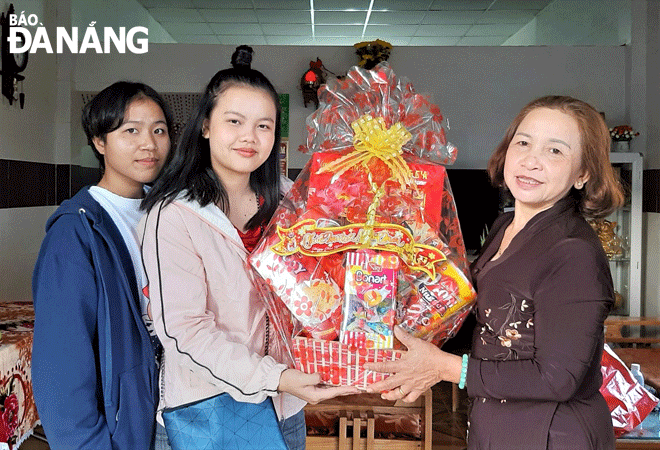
{"left": 0, "top": 302, "right": 38, "bottom": 450}
{"left": 617, "top": 440, "right": 660, "bottom": 449}
{"left": 605, "top": 316, "right": 660, "bottom": 345}
{"left": 605, "top": 316, "right": 660, "bottom": 390}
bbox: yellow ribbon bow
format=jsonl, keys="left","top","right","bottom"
{"left": 317, "top": 114, "right": 414, "bottom": 190}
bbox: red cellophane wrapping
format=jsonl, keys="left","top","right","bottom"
{"left": 600, "top": 344, "right": 659, "bottom": 437}
{"left": 249, "top": 62, "right": 476, "bottom": 388}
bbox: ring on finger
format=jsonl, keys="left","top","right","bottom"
{"left": 398, "top": 387, "right": 405, "bottom": 396}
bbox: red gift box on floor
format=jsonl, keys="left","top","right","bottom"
{"left": 250, "top": 62, "right": 476, "bottom": 386}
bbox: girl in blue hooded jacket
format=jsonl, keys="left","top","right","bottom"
{"left": 32, "top": 81, "right": 173, "bottom": 450}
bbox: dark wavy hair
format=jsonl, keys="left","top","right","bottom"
{"left": 142, "top": 45, "right": 281, "bottom": 230}
{"left": 82, "top": 81, "right": 174, "bottom": 171}
{"left": 487, "top": 95, "right": 625, "bottom": 218}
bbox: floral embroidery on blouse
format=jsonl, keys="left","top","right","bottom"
{"left": 479, "top": 293, "right": 535, "bottom": 360}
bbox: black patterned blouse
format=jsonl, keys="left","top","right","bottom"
{"left": 466, "top": 196, "right": 615, "bottom": 450}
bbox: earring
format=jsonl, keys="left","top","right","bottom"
{"left": 576, "top": 180, "right": 583, "bottom": 189}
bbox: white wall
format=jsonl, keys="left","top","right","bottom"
{"left": 73, "top": 44, "right": 627, "bottom": 170}
{"left": 643, "top": 0, "right": 660, "bottom": 169}
{"left": 1, "top": 0, "right": 57, "bottom": 162}
{"left": 0, "top": 0, "right": 58, "bottom": 302}
{"left": 640, "top": 0, "right": 660, "bottom": 317}
{"left": 520, "top": 0, "right": 631, "bottom": 46}
{"left": 644, "top": 215, "right": 660, "bottom": 317}
{"left": 0, "top": 208, "right": 55, "bottom": 301}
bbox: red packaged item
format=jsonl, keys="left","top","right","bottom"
{"left": 397, "top": 259, "right": 475, "bottom": 346}
{"left": 250, "top": 62, "right": 476, "bottom": 386}
{"left": 251, "top": 208, "right": 343, "bottom": 341}
{"left": 306, "top": 152, "right": 448, "bottom": 233}
{"left": 341, "top": 250, "right": 399, "bottom": 349}
{"left": 600, "top": 344, "right": 659, "bottom": 437}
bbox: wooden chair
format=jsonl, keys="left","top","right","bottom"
{"left": 605, "top": 316, "right": 660, "bottom": 390}
{"left": 305, "top": 389, "right": 433, "bottom": 450}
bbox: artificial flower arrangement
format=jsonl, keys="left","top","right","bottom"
{"left": 354, "top": 39, "right": 392, "bottom": 70}
{"left": 609, "top": 125, "right": 640, "bottom": 141}
{"left": 249, "top": 63, "right": 476, "bottom": 388}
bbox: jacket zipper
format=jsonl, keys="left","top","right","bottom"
{"left": 159, "top": 351, "right": 166, "bottom": 409}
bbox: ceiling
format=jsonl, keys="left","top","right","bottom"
{"left": 133, "top": 0, "right": 564, "bottom": 46}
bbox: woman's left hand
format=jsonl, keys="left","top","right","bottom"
{"left": 364, "top": 326, "right": 461, "bottom": 402}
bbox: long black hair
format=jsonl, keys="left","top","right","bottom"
{"left": 82, "top": 81, "right": 174, "bottom": 171}
{"left": 141, "top": 45, "right": 281, "bottom": 230}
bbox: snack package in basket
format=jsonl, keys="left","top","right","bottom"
{"left": 249, "top": 62, "right": 476, "bottom": 388}
{"left": 341, "top": 249, "right": 399, "bottom": 349}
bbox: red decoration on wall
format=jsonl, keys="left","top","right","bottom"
{"left": 300, "top": 58, "right": 326, "bottom": 109}
{"left": 304, "top": 70, "right": 318, "bottom": 83}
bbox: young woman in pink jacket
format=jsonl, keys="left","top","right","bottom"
{"left": 139, "top": 46, "right": 356, "bottom": 450}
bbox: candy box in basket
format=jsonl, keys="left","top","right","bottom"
{"left": 341, "top": 249, "right": 399, "bottom": 349}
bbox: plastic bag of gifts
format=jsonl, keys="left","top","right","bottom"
{"left": 249, "top": 62, "right": 476, "bottom": 388}
{"left": 600, "top": 344, "right": 659, "bottom": 437}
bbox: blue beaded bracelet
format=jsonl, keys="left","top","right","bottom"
{"left": 458, "top": 354, "right": 468, "bottom": 389}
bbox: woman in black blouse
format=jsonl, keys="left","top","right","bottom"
{"left": 365, "top": 95, "right": 624, "bottom": 449}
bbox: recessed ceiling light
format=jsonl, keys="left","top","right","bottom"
{"left": 310, "top": 0, "right": 315, "bottom": 38}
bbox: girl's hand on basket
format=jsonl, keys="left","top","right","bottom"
{"left": 278, "top": 369, "right": 360, "bottom": 404}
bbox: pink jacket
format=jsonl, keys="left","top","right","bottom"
{"left": 139, "top": 191, "right": 304, "bottom": 419}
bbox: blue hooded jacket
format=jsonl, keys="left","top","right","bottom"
{"left": 32, "top": 187, "right": 157, "bottom": 450}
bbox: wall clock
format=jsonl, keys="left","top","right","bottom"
{"left": 1, "top": 3, "right": 28, "bottom": 108}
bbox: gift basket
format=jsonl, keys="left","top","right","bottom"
{"left": 250, "top": 62, "right": 476, "bottom": 388}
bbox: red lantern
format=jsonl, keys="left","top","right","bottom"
{"left": 301, "top": 58, "right": 325, "bottom": 109}
{"left": 304, "top": 70, "right": 318, "bottom": 83}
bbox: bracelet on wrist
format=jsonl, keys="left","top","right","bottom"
{"left": 458, "top": 353, "right": 468, "bottom": 390}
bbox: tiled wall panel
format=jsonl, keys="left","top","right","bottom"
{"left": 0, "top": 159, "right": 100, "bottom": 209}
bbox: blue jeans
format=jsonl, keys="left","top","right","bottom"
{"left": 280, "top": 409, "right": 306, "bottom": 450}
{"left": 153, "top": 421, "right": 172, "bottom": 450}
